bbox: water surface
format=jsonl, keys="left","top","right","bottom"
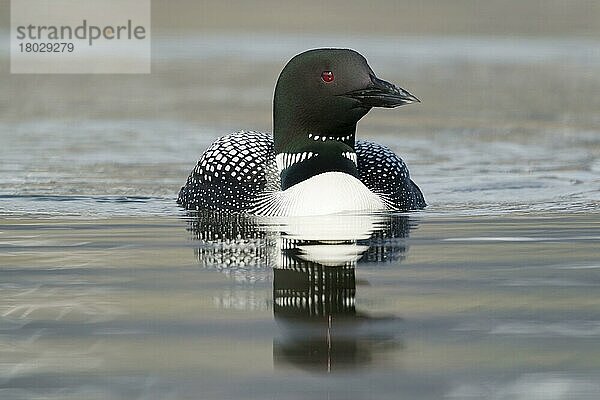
{"left": 1, "top": 212, "right": 599, "bottom": 399}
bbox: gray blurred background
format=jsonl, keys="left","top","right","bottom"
{"left": 0, "top": 0, "right": 598, "bottom": 210}
{"left": 1, "top": 0, "right": 599, "bottom": 125}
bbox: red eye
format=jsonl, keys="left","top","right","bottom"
{"left": 321, "top": 71, "right": 334, "bottom": 83}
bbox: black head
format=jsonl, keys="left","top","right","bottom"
{"left": 272, "top": 48, "right": 419, "bottom": 190}
{"left": 273, "top": 48, "right": 419, "bottom": 154}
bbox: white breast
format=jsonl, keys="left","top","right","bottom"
{"left": 252, "top": 172, "right": 386, "bottom": 216}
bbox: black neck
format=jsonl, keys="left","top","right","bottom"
{"left": 273, "top": 99, "right": 360, "bottom": 189}
{"left": 274, "top": 123, "right": 357, "bottom": 153}
{"left": 280, "top": 152, "right": 358, "bottom": 190}
{"left": 277, "top": 138, "right": 358, "bottom": 190}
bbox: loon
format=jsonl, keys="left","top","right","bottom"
{"left": 178, "top": 48, "right": 426, "bottom": 216}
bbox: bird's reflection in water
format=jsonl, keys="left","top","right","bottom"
{"left": 185, "top": 211, "right": 417, "bottom": 371}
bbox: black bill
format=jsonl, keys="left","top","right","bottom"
{"left": 341, "top": 75, "right": 420, "bottom": 108}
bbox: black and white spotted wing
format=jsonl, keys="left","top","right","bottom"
{"left": 178, "top": 131, "right": 425, "bottom": 212}
{"left": 177, "top": 131, "right": 279, "bottom": 212}
{"left": 355, "top": 140, "right": 426, "bottom": 210}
